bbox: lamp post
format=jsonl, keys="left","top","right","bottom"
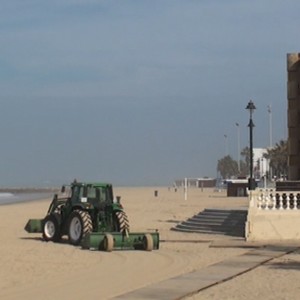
{"left": 236, "top": 123, "right": 240, "bottom": 173}
{"left": 224, "top": 134, "right": 228, "bottom": 156}
{"left": 246, "top": 100, "right": 256, "bottom": 190}
{"left": 267, "top": 105, "right": 273, "bottom": 180}
{"left": 267, "top": 105, "right": 272, "bottom": 148}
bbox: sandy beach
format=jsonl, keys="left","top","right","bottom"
{"left": 0, "top": 187, "right": 299, "bottom": 300}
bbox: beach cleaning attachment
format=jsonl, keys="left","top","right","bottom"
{"left": 24, "top": 180, "right": 159, "bottom": 251}
{"left": 82, "top": 231, "right": 159, "bottom": 251}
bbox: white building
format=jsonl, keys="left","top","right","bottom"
{"left": 253, "top": 148, "right": 269, "bottom": 179}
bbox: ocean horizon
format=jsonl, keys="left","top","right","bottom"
{"left": 0, "top": 192, "right": 53, "bottom": 205}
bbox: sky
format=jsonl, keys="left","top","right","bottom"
{"left": 0, "top": 0, "right": 299, "bottom": 187}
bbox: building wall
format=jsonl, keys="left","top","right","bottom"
{"left": 253, "top": 148, "right": 268, "bottom": 179}
{"left": 174, "top": 178, "right": 216, "bottom": 188}
{"left": 287, "top": 53, "right": 300, "bottom": 180}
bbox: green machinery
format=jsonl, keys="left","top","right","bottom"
{"left": 24, "top": 181, "right": 159, "bottom": 251}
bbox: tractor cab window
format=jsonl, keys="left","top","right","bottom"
{"left": 72, "top": 186, "right": 81, "bottom": 198}
{"left": 72, "top": 186, "right": 87, "bottom": 199}
{"left": 87, "top": 187, "right": 96, "bottom": 199}
{"left": 96, "top": 187, "right": 107, "bottom": 203}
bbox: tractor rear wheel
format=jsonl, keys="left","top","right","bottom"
{"left": 68, "top": 210, "right": 92, "bottom": 245}
{"left": 115, "top": 211, "right": 130, "bottom": 235}
{"left": 42, "top": 213, "right": 61, "bottom": 242}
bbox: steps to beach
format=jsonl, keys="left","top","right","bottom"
{"left": 171, "top": 208, "right": 248, "bottom": 237}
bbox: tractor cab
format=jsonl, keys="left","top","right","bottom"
{"left": 62, "top": 182, "right": 115, "bottom": 208}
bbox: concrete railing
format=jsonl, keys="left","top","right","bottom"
{"left": 250, "top": 189, "right": 300, "bottom": 210}
{"left": 246, "top": 188, "right": 300, "bottom": 241}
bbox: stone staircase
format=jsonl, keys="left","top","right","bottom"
{"left": 172, "top": 208, "right": 248, "bottom": 237}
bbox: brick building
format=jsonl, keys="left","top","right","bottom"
{"left": 287, "top": 53, "right": 300, "bottom": 179}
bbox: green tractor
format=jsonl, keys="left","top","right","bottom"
{"left": 25, "top": 181, "right": 159, "bottom": 251}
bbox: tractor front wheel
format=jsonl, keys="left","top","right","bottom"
{"left": 68, "top": 210, "right": 92, "bottom": 245}
{"left": 42, "top": 213, "right": 61, "bottom": 242}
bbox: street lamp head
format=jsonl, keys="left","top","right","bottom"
{"left": 246, "top": 100, "right": 256, "bottom": 114}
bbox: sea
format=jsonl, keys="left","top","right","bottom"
{"left": 0, "top": 192, "right": 53, "bottom": 205}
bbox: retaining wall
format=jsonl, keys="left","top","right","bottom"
{"left": 246, "top": 189, "right": 300, "bottom": 241}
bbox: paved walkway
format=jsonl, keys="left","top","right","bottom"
{"left": 113, "top": 246, "right": 297, "bottom": 300}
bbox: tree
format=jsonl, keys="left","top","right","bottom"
{"left": 264, "top": 140, "right": 288, "bottom": 179}
{"left": 238, "top": 146, "right": 250, "bottom": 177}
{"left": 240, "top": 147, "right": 250, "bottom": 170}
{"left": 239, "top": 160, "right": 249, "bottom": 177}
{"left": 217, "top": 140, "right": 288, "bottom": 181}
{"left": 217, "top": 155, "right": 238, "bottom": 179}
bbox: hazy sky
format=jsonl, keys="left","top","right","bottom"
{"left": 0, "top": 1, "right": 299, "bottom": 187}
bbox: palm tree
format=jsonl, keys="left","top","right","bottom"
{"left": 264, "top": 140, "right": 288, "bottom": 179}
{"left": 240, "top": 147, "right": 250, "bottom": 176}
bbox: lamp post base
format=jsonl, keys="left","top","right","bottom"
{"left": 248, "top": 178, "right": 256, "bottom": 190}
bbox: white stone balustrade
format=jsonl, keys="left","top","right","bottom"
{"left": 246, "top": 188, "right": 300, "bottom": 241}
{"left": 251, "top": 189, "right": 300, "bottom": 211}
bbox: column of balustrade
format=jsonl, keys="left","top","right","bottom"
{"left": 294, "top": 194, "right": 298, "bottom": 210}
{"left": 272, "top": 194, "right": 276, "bottom": 210}
{"left": 257, "top": 194, "right": 262, "bottom": 209}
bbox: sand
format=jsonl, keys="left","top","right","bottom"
{"left": 0, "top": 187, "right": 299, "bottom": 299}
